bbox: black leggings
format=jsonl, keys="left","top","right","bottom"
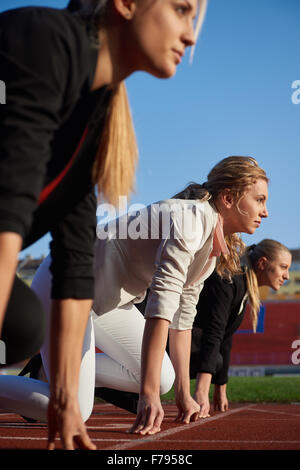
{"left": 1, "top": 275, "right": 46, "bottom": 366}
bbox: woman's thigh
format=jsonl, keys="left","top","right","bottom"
{"left": 2, "top": 275, "right": 46, "bottom": 365}
{"left": 92, "top": 304, "right": 175, "bottom": 394}
{"left": 31, "top": 255, "right": 96, "bottom": 421}
{"left": 92, "top": 303, "right": 150, "bottom": 379}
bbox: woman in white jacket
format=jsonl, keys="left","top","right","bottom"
{"left": 0, "top": 156, "right": 269, "bottom": 436}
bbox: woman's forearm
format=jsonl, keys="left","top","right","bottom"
{"left": 195, "top": 372, "right": 213, "bottom": 396}
{"left": 49, "top": 298, "right": 92, "bottom": 403}
{"left": 0, "top": 232, "right": 22, "bottom": 336}
{"left": 140, "top": 318, "right": 169, "bottom": 397}
{"left": 168, "top": 329, "right": 192, "bottom": 397}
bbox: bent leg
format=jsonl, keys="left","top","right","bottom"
{"left": 1, "top": 275, "right": 46, "bottom": 366}
{"left": 93, "top": 303, "right": 175, "bottom": 395}
{"left": 0, "top": 376, "right": 50, "bottom": 422}
{"left": 30, "top": 255, "right": 96, "bottom": 422}
{"left": 0, "top": 255, "right": 95, "bottom": 423}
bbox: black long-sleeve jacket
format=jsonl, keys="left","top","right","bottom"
{"left": 136, "top": 270, "right": 248, "bottom": 385}
{"left": 0, "top": 6, "right": 111, "bottom": 299}
{"left": 191, "top": 270, "right": 248, "bottom": 385}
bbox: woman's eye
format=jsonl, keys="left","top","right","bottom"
{"left": 176, "top": 4, "right": 188, "bottom": 15}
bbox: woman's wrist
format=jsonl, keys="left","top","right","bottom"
{"left": 195, "top": 372, "right": 212, "bottom": 395}
{"left": 214, "top": 383, "right": 227, "bottom": 394}
{"left": 174, "top": 377, "right": 192, "bottom": 399}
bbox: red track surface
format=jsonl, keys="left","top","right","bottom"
{"left": 1, "top": 402, "right": 300, "bottom": 452}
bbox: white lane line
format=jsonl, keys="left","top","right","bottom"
{"left": 1, "top": 436, "right": 298, "bottom": 446}
{"left": 248, "top": 407, "right": 300, "bottom": 418}
{"left": 88, "top": 417, "right": 135, "bottom": 421}
{"left": 88, "top": 424, "right": 129, "bottom": 430}
{"left": 107, "top": 404, "right": 255, "bottom": 451}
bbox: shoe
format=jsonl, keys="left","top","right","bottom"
{"left": 18, "top": 353, "right": 42, "bottom": 423}
{"left": 95, "top": 387, "right": 138, "bottom": 414}
{"left": 19, "top": 353, "right": 42, "bottom": 378}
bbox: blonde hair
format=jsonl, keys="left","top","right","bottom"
{"left": 242, "top": 239, "right": 290, "bottom": 332}
{"left": 68, "top": 0, "right": 208, "bottom": 204}
{"left": 191, "top": 0, "right": 207, "bottom": 61}
{"left": 173, "top": 156, "right": 269, "bottom": 279}
{"left": 92, "top": 82, "right": 138, "bottom": 205}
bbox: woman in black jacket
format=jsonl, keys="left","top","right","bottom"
{"left": 191, "top": 239, "right": 291, "bottom": 417}
{"left": 0, "top": 0, "right": 207, "bottom": 449}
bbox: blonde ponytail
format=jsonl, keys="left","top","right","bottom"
{"left": 92, "top": 82, "right": 138, "bottom": 205}
{"left": 242, "top": 245, "right": 260, "bottom": 333}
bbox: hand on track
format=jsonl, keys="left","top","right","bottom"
{"left": 47, "top": 399, "right": 96, "bottom": 450}
{"left": 129, "top": 394, "right": 164, "bottom": 436}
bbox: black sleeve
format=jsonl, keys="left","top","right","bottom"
{"left": 192, "top": 273, "right": 234, "bottom": 376}
{"left": 0, "top": 9, "right": 73, "bottom": 238}
{"left": 49, "top": 185, "right": 97, "bottom": 299}
{"left": 212, "top": 335, "right": 233, "bottom": 385}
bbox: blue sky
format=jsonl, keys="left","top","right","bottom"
{"left": 1, "top": 0, "right": 300, "bottom": 258}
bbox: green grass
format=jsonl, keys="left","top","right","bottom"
{"left": 3, "top": 368, "right": 300, "bottom": 403}
{"left": 161, "top": 376, "right": 300, "bottom": 403}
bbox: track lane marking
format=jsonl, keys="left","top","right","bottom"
{"left": 1, "top": 436, "right": 299, "bottom": 445}
{"left": 247, "top": 407, "right": 300, "bottom": 417}
{"left": 108, "top": 404, "right": 255, "bottom": 450}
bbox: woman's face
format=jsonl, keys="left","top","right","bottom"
{"left": 257, "top": 250, "right": 292, "bottom": 290}
{"left": 222, "top": 178, "right": 269, "bottom": 235}
{"left": 126, "top": 0, "right": 198, "bottom": 78}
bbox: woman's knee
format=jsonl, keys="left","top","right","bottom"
{"left": 2, "top": 276, "right": 46, "bottom": 365}
{"left": 80, "top": 399, "right": 94, "bottom": 422}
{"left": 160, "top": 355, "right": 175, "bottom": 395}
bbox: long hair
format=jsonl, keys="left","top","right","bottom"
{"left": 242, "top": 239, "right": 290, "bottom": 332}
{"left": 67, "top": 0, "right": 207, "bottom": 204}
{"left": 67, "top": 1, "right": 208, "bottom": 47}
{"left": 173, "top": 156, "right": 269, "bottom": 279}
{"left": 67, "top": 1, "right": 137, "bottom": 204}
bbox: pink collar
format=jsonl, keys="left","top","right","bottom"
{"left": 210, "top": 214, "right": 229, "bottom": 258}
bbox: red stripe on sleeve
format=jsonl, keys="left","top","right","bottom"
{"left": 38, "top": 126, "right": 89, "bottom": 205}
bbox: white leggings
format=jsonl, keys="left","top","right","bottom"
{"left": 0, "top": 257, "right": 175, "bottom": 422}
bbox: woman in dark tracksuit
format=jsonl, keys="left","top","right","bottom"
{"left": 191, "top": 239, "right": 291, "bottom": 417}
{"left": 0, "top": 0, "right": 207, "bottom": 449}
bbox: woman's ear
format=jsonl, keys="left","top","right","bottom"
{"left": 220, "top": 189, "right": 235, "bottom": 209}
{"left": 256, "top": 256, "right": 268, "bottom": 271}
{"left": 113, "top": 0, "right": 137, "bottom": 19}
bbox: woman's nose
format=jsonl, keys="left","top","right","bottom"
{"left": 261, "top": 203, "right": 268, "bottom": 218}
{"left": 182, "top": 21, "right": 196, "bottom": 47}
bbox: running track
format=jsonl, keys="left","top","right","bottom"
{"left": 1, "top": 402, "right": 300, "bottom": 454}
